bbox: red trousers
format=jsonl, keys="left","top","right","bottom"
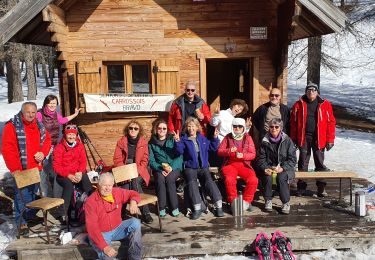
{"left": 222, "top": 161, "right": 258, "bottom": 203}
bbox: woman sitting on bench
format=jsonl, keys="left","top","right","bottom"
{"left": 149, "top": 118, "right": 183, "bottom": 218}
{"left": 53, "top": 124, "right": 93, "bottom": 223}
{"left": 173, "top": 117, "right": 224, "bottom": 220}
{"left": 217, "top": 118, "right": 257, "bottom": 215}
{"left": 256, "top": 118, "right": 297, "bottom": 214}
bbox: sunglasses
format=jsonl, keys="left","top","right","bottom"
{"left": 233, "top": 125, "right": 244, "bottom": 129}
{"left": 186, "top": 89, "right": 195, "bottom": 93}
{"left": 158, "top": 127, "right": 167, "bottom": 130}
{"left": 65, "top": 125, "right": 77, "bottom": 130}
{"left": 269, "top": 94, "right": 280, "bottom": 98}
{"left": 306, "top": 88, "right": 317, "bottom": 92}
{"left": 269, "top": 125, "right": 280, "bottom": 129}
{"left": 128, "top": 126, "right": 139, "bottom": 131}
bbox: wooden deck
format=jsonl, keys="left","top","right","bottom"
{"left": 6, "top": 178, "right": 375, "bottom": 259}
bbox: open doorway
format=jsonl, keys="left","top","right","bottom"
{"left": 206, "top": 59, "right": 252, "bottom": 117}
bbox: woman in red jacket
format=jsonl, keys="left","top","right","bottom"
{"left": 113, "top": 120, "right": 153, "bottom": 224}
{"left": 217, "top": 118, "right": 258, "bottom": 215}
{"left": 53, "top": 125, "right": 93, "bottom": 219}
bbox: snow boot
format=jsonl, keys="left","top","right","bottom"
{"left": 255, "top": 232, "right": 274, "bottom": 260}
{"left": 271, "top": 230, "right": 296, "bottom": 260}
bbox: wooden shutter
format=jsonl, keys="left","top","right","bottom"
{"left": 76, "top": 61, "right": 102, "bottom": 94}
{"left": 153, "top": 59, "right": 180, "bottom": 95}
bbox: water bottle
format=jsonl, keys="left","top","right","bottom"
{"left": 238, "top": 191, "right": 244, "bottom": 216}
{"left": 355, "top": 191, "right": 366, "bottom": 217}
{"left": 272, "top": 172, "right": 277, "bottom": 185}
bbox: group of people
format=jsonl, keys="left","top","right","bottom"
{"left": 2, "top": 81, "right": 336, "bottom": 260}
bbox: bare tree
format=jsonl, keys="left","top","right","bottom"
{"left": 25, "top": 45, "right": 36, "bottom": 100}
{"left": 307, "top": 36, "right": 322, "bottom": 86}
{"left": 5, "top": 43, "right": 22, "bottom": 103}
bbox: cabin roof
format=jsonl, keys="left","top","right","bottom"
{"left": 292, "top": 0, "right": 347, "bottom": 40}
{"left": 0, "top": 0, "right": 346, "bottom": 46}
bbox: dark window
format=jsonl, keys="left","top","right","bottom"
{"left": 132, "top": 64, "right": 150, "bottom": 93}
{"left": 107, "top": 65, "right": 125, "bottom": 93}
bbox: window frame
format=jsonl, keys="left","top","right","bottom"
{"left": 103, "top": 61, "right": 152, "bottom": 94}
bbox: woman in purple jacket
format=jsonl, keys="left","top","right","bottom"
{"left": 174, "top": 117, "right": 223, "bottom": 220}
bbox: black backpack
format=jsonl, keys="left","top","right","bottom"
{"left": 69, "top": 187, "right": 88, "bottom": 227}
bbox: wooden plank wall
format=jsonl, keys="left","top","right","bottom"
{"left": 58, "top": 0, "right": 279, "bottom": 99}
{"left": 51, "top": 0, "right": 287, "bottom": 166}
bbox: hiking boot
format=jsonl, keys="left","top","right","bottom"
{"left": 214, "top": 207, "right": 224, "bottom": 217}
{"left": 159, "top": 209, "right": 167, "bottom": 218}
{"left": 281, "top": 202, "right": 290, "bottom": 214}
{"left": 315, "top": 167, "right": 331, "bottom": 172}
{"left": 243, "top": 201, "right": 253, "bottom": 211}
{"left": 191, "top": 209, "right": 202, "bottom": 220}
{"left": 171, "top": 209, "right": 180, "bottom": 217}
{"left": 264, "top": 200, "right": 273, "bottom": 212}
{"left": 143, "top": 214, "right": 154, "bottom": 224}
{"left": 19, "top": 224, "right": 29, "bottom": 236}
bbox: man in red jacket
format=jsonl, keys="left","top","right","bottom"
{"left": 85, "top": 172, "right": 142, "bottom": 260}
{"left": 168, "top": 80, "right": 211, "bottom": 135}
{"left": 2, "top": 102, "right": 51, "bottom": 234}
{"left": 290, "top": 82, "right": 336, "bottom": 197}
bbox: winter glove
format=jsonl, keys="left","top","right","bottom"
{"left": 326, "top": 143, "right": 334, "bottom": 151}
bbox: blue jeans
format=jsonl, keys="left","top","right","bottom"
{"left": 90, "top": 218, "right": 142, "bottom": 260}
{"left": 13, "top": 181, "right": 38, "bottom": 225}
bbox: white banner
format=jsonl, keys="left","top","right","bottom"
{"left": 84, "top": 93, "right": 175, "bottom": 113}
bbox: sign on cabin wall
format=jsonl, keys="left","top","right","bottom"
{"left": 250, "top": 27, "right": 267, "bottom": 40}
{"left": 84, "top": 94, "right": 175, "bottom": 113}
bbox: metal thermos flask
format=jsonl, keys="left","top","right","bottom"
{"left": 355, "top": 191, "right": 366, "bottom": 217}
{"left": 232, "top": 198, "right": 239, "bottom": 216}
{"left": 238, "top": 191, "right": 244, "bottom": 216}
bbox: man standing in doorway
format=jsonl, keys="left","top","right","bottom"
{"left": 290, "top": 82, "right": 336, "bottom": 197}
{"left": 2, "top": 102, "right": 51, "bottom": 234}
{"left": 252, "top": 88, "right": 290, "bottom": 144}
{"left": 168, "top": 80, "right": 211, "bottom": 135}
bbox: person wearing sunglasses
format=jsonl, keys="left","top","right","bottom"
{"left": 168, "top": 80, "right": 212, "bottom": 136}
{"left": 174, "top": 117, "right": 224, "bottom": 220}
{"left": 148, "top": 118, "right": 183, "bottom": 218}
{"left": 113, "top": 120, "right": 154, "bottom": 224}
{"left": 217, "top": 118, "right": 258, "bottom": 214}
{"left": 290, "top": 82, "right": 336, "bottom": 197}
{"left": 252, "top": 88, "right": 290, "bottom": 145}
{"left": 53, "top": 124, "right": 93, "bottom": 223}
{"left": 256, "top": 118, "right": 296, "bottom": 214}
{"left": 36, "top": 95, "right": 82, "bottom": 198}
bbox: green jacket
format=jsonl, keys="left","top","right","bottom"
{"left": 148, "top": 135, "right": 183, "bottom": 172}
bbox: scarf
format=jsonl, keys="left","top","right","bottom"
{"left": 101, "top": 194, "right": 114, "bottom": 203}
{"left": 269, "top": 133, "right": 282, "bottom": 143}
{"left": 10, "top": 111, "right": 46, "bottom": 170}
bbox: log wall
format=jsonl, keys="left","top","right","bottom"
{"left": 48, "top": 0, "right": 289, "bottom": 165}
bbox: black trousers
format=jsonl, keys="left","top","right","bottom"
{"left": 262, "top": 172, "right": 290, "bottom": 203}
{"left": 298, "top": 134, "right": 327, "bottom": 186}
{"left": 154, "top": 170, "right": 181, "bottom": 211}
{"left": 56, "top": 174, "right": 93, "bottom": 211}
{"left": 184, "top": 167, "right": 222, "bottom": 208}
{"left": 121, "top": 176, "right": 150, "bottom": 215}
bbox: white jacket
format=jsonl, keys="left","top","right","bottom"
{"left": 210, "top": 108, "right": 235, "bottom": 142}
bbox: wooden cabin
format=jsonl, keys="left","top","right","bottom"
{"left": 0, "top": 0, "right": 345, "bottom": 167}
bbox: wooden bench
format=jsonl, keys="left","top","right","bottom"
{"left": 209, "top": 167, "right": 359, "bottom": 205}
{"left": 295, "top": 171, "right": 358, "bottom": 205}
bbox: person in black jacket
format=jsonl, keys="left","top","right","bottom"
{"left": 252, "top": 88, "right": 290, "bottom": 146}
{"left": 256, "top": 118, "right": 296, "bottom": 214}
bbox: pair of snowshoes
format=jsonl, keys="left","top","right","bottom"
{"left": 255, "top": 230, "right": 296, "bottom": 260}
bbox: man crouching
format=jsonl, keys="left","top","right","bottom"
{"left": 85, "top": 172, "right": 142, "bottom": 260}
